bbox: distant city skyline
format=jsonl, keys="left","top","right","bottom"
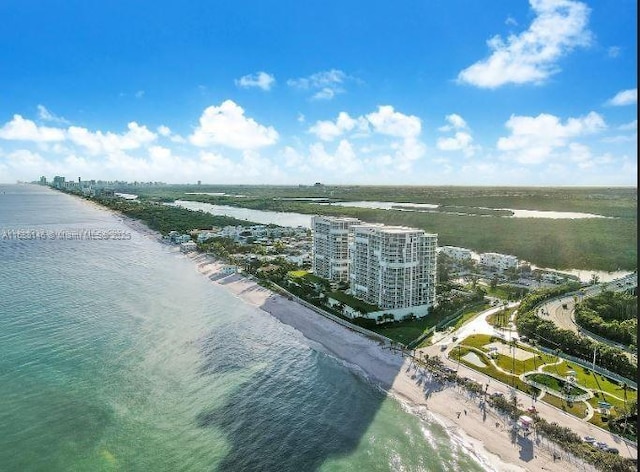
{"left": 0, "top": 0, "right": 637, "bottom": 185}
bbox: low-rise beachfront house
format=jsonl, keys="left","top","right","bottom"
{"left": 439, "top": 245, "right": 473, "bottom": 262}
{"left": 180, "top": 241, "right": 198, "bottom": 253}
{"left": 164, "top": 231, "right": 193, "bottom": 244}
{"left": 479, "top": 252, "right": 519, "bottom": 272}
{"left": 196, "top": 231, "right": 217, "bottom": 243}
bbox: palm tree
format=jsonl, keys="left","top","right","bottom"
{"left": 511, "top": 339, "right": 517, "bottom": 385}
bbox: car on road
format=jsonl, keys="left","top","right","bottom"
{"left": 606, "top": 447, "right": 619, "bottom": 454}
{"left": 595, "top": 442, "right": 609, "bottom": 450}
{"left": 582, "top": 436, "right": 596, "bottom": 443}
{"left": 452, "top": 336, "right": 458, "bottom": 342}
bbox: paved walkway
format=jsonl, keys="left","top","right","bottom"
{"left": 416, "top": 299, "right": 638, "bottom": 460}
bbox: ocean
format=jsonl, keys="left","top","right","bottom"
{"left": 0, "top": 184, "right": 487, "bottom": 471}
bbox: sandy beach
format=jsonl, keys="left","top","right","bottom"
{"left": 186, "top": 251, "right": 599, "bottom": 472}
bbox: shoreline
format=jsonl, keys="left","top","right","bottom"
{"left": 186, "top": 251, "right": 585, "bottom": 472}
{"left": 98, "top": 202, "right": 610, "bottom": 471}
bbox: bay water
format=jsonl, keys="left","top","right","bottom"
{"left": 0, "top": 185, "right": 486, "bottom": 471}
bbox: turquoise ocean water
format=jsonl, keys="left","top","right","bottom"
{"left": 0, "top": 185, "right": 487, "bottom": 471}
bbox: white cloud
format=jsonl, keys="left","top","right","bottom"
{"left": 0, "top": 115, "right": 66, "bottom": 142}
{"left": 308, "top": 139, "right": 363, "bottom": 174}
{"left": 67, "top": 122, "right": 157, "bottom": 155}
{"left": 619, "top": 120, "right": 637, "bottom": 131}
{"left": 438, "top": 113, "right": 468, "bottom": 132}
{"left": 497, "top": 111, "right": 606, "bottom": 164}
{"left": 366, "top": 105, "right": 421, "bottom": 138}
{"left": 37, "top": 105, "right": 69, "bottom": 124}
{"left": 189, "top": 100, "right": 278, "bottom": 149}
{"left": 308, "top": 112, "right": 367, "bottom": 141}
{"left": 437, "top": 114, "right": 476, "bottom": 156}
{"left": 157, "top": 125, "right": 172, "bottom": 137}
{"left": 287, "top": 69, "right": 355, "bottom": 100}
{"left": 458, "top": 0, "right": 592, "bottom": 88}
{"left": 437, "top": 132, "right": 475, "bottom": 153}
{"left": 606, "top": 88, "right": 637, "bottom": 106}
{"left": 235, "top": 71, "right": 276, "bottom": 91}
{"left": 305, "top": 105, "right": 425, "bottom": 172}
{"left": 135, "top": 90, "right": 145, "bottom": 99}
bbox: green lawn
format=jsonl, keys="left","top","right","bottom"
{"left": 459, "top": 334, "right": 496, "bottom": 350}
{"left": 525, "top": 373, "right": 589, "bottom": 397}
{"left": 493, "top": 352, "right": 556, "bottom": 376}
{"left": 450, "top": 346, "right": 531, "bottom": 391}
{"left": 448, "top": 302, "right": 491, "bottom": 330}
{"left": 327, "top": 290, "right": 379, "bottom": 313}
{"left": 373, "top": 323, "right": 432, "bottom": 345}
{"left": 543, "top": 361, "right": 637, "bottom": 402}
{"left": 541, "top": 394, "right": 589, "bottom": 418}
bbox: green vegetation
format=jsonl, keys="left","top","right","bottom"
{"left": 486, "top": 307, "right": 514, "bottom": 327}
{"left": 575, "top": 290, "right": 637, "bottom": 348}
{"left": 326, "top": 290, "right": 379, "bottom": 314}
{"left": 544, "top": 361, "right": 637, "bottom": 404}
{"left": 458, "top": 335, "right": 637, "bottom": 444}
{"left": 484, "top": 285, "right": 528, "bottom": 301}
{"left": 525, "top": 373, "right": 589, "bottom": 397}
{"left": 515, "top": 288, "right": 637, "bottom": 380}
{"left": 541, "top": 394, "right": 588, "bottom": 418}
{"left": 449, "top": 344, "right": 531, "bottom": 391}
{"left": 494, "top": 351, "right": 556, "bottom": 376}
{"left": 117, "top": 184, "right": 637, "bottom": 271}
{"left": 91, "top": 196, "right": 255, "bottom": 234}
{"left": 517, "top": 283, "right": 581, "bottom": 313}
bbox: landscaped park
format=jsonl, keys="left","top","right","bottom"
{"left": 450, "top": 333, "right": 637, "bottom": 441}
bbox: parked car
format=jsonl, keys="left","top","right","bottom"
{"left": 582, "top": 436, "right": 596, "bottom": 443}
{"left": 595, "top": 442, "right": 609, "bottom": 450}
{"left": 606, "top": 447, "right": 619, "bottom": 454}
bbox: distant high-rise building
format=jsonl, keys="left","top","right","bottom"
{"left": 39, "top": 176, "right": 47, "bottom": 185}
{"left": 349, "top": 224, "right": 437, "bottom": 313}
{"left": 311, "top": 216, "right": 361, "bottom": 282}
{"left": 52, "top": 176, "right": 65, "bottom": 189}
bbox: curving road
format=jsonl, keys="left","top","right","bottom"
{"left": 540, "top": 273, "right": 637, "bottom": 354}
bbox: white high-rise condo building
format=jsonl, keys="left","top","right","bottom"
{"left": 311, "top": 216, "right": 361, "bottom": 282}
{"left": 349, "top": 224, "right": 437, "bottom": 315}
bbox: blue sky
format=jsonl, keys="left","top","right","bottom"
{"left": 0, "top": 0, "right": 636, "bottom": 185}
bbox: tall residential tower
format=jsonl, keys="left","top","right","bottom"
{"left": 349, "top": 224, "right": 437, "bottom": 316}
{"left": 311, "top": 216, "right": 361, "bottom": 283}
